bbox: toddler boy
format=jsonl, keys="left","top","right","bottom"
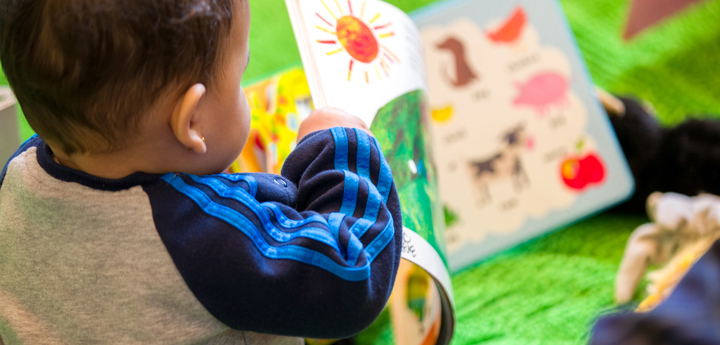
{"left": 0, "top": 0, "right": 402, "bottom": 344}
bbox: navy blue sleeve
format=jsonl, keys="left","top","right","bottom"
{"left": 145, "top": 128, "right": 402, "bottom": 339}
{"left": 0, "top": 134, "right": 41, "bottom": 188}
{"left": 590, "top": 239, "right": 720, "bottom": 345}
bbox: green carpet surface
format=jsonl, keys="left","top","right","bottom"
{"left": 4, "top": 0, "right": 720, "bottom": 344}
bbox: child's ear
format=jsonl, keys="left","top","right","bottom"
{"left": 171, "top": 84, "right": 207, "bottom": 154}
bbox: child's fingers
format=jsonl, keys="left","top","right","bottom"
{"left": 297, "top": 107, "right": 373, "bottom": 142}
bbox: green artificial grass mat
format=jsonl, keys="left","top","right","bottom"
{"left": 3, "top": 0, "right": 720, "bottom": 343}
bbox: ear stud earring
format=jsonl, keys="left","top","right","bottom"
{"left": 187, "top": 137, "right": 205, "bottom": 151}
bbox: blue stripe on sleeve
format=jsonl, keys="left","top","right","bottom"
{"left": 348, "top": 180, "right": 383, "bottom": 239}
{"left": 161, "top": 173, "right": 372, "bottom": 281}
{"left": 346, "top": 133, "right": 386, "bottom": 239}
{"left": 330, "top": 129, "right": 395, "bottom": 263}
{"left": 188, "top": 175, "right": 340, "bottom": 251}
{"left": 262, "top": 202, "right": 329, "bottom": 227}
{"left": 364, "top": 220, "right": 395, "bottom": 264}
{"left": 329, "top": 128, "right": 392, "bottom": 250}
{"left": 371, "top": 137, "right": 393, "bottom": 203}
{"left": 331, "top": 128, "right": 359, "bottom": 216}
{"left": 330, "top": 127, "right": 349, "bottom": 171}
{"left": 354, "top": 129, "right": 371, "bottom": 180}
{"left": 328, "top": 213, "right": 346, "bottom": 256}
{"left": 195, "top": 175, "right": 326, "bottom": 228}
{"left": 348, "top": 218, "right": 373, "bottom": 239}
{"left": 340, "top": 170, "right": 359, "bottom": 216}
{"left": 346, "top": 233, "right": 364, "bottom": 266}
{"left": 360, "top": 179, "right": 383, "bottom": 223}
{"left": 213, "top": 173, "right": 258, "bottom": 198}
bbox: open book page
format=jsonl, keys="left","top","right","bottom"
{"left": 414, "top": 0, "right": 633, "bottom": 272}
{"left": 285, "top": 1, "right": 456, "bottom": 344}
{"left": 285, "top": 0, "right": 427, "bottom": 125}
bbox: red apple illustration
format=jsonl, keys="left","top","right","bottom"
{"left": 561, "top": 152, "right": 606, "bottom": 190}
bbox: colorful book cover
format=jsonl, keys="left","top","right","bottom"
{"left": 414, "top": 0, "right": 633, "bottom": 272}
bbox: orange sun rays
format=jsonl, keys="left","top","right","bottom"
{"left": 314, "top": 0, "right": 399, "bottom": 83}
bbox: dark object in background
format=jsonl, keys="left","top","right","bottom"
{"left": 624, "top": 0, "right": 707, "bottom": 40}
{"left": 608, "top": 96, "right": 720, "bottom": 214}
{"left": 590, "top": 239, "right": 720, "bottom": 344}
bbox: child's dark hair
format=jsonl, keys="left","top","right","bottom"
{"left": 0, "top": 0, "right": 235, "bottom": 154}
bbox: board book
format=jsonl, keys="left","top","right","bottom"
{"left": 234, "top": 0, "right": 634, "bottom": 343}
{"left": 413, "top": 0, "right": 633, "bottom": 272}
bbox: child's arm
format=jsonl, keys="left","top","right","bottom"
{"left": 146, "top": 109, "right": 402, "bottom": 339}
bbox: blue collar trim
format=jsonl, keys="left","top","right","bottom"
{"left": 36, "top": 141, "right": 163, "bottom": 191}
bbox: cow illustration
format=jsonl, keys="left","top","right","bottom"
{"left": 468, "top": 125, "right": 531, "bottom": 204}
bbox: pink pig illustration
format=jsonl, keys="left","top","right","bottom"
{"left": 513, "top": 72, "right": 570, "bottom": 115}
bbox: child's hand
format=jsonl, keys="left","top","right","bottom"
{"left": 297, "top": 107, "right": 372, "bottom": 142}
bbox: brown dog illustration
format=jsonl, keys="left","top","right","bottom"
{"left": 436, "top": 37, "right": 479, "bottom": 88}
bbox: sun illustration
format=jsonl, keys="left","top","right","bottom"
{"left": 314, "top": 0, "right": 400, "bottom": 83}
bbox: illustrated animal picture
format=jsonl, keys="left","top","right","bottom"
{"left": 468, "top": 125, "right": 532, "bottom": 204}
{"left": 487, "top": 7, "right": 527, "bottom": 45}
{"left": 436, "top": 37, "right": 479, "bottom": 88}
{"left": 514, "top": 72, "right": 571, "bottom": 115}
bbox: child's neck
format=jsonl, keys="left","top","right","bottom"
{"left": 51, "top": 143, "right": 164, "bottom": 180}
{"left": 48, "top": 131, "right": 227, "bottom": 180}
{"left": 47, "top": 124, "right": 190, "bottom": 180}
